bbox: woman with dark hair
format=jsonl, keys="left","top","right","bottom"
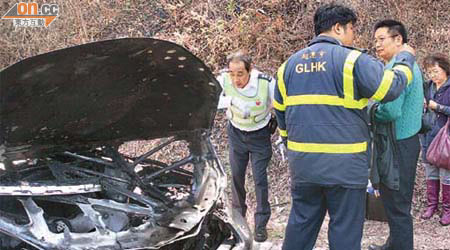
{"left": 421, "top": 52, "right": 450, "bottom": 226}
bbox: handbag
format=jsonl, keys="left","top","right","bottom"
{"left": 366, "top": 191, "right": 388, "bottom": 222}
{"left": 426, "top": 118, "right": 450, "bottom": 170}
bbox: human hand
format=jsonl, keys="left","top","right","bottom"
{"left": 374, "top": 189, "right": 380, "bottom": 198}
{"left": 399, "top": 43, "right": 415, "bottom": 56}
{"left": 429, "top": 100, "right": 438, "bottom": 110}
{"left": 367, "top": 181, "right": 380, "bottom": 197}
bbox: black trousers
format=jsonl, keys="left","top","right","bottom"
{"left": 282, "top": 183, "right": 366, "bottom": 250}
{"left": 379, "top": 134, "right": 420, "bottom": 250}
{"left": 227, "top": 122, "right": 272, "bottom": 229}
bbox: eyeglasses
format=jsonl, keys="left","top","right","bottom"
{"left": 374, "top": 35, "right": 398, "bottom": 44}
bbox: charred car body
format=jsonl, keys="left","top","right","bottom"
{"left": 0, "top": 38, "right": 252, "bottom": 249}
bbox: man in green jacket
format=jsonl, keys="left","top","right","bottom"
{"left": 369, "top": 19, "right": 424, "bottom": 250}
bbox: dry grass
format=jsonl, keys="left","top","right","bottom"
{"left": 2, "top": 0, "right": 449, "bottom": 71}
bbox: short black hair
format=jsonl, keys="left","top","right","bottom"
{"left": 374, "top": 19, "right": 408, "bottom": 44}
{"left": 314, "top": 3, "right": 357, "bottom": 36}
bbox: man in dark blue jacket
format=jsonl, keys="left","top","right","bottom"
{"left": 275, "top": 4, "right": 416, "bottom": 250}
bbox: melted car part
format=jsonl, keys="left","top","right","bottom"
{"left": 0, "top": 38, "right": 251, "bottom": 249}
{"left": 0, "top": 136, "right": 251, "bottom": 249}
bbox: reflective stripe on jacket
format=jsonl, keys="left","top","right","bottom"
{"left": 223, "top": 73, "right": 271, "bottom": 129}
{"left": 274, "top": 35, "right": 416, "bottom": 187}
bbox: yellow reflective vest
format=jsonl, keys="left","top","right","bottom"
{"left": 274, "top": 35, "right": 416, "bottom": 187}
{"left": 222, "top": 73, "right": 271, "bottom": 129}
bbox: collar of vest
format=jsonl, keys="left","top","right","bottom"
{"left": 308, "top": 36, "right": 367, "bottom": 53}
{"left": 308, "top": 35, "right": 341, "bottom": 47}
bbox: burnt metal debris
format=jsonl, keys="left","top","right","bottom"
{"left": 0, "top": 38, "right": 252, "bottom": 250}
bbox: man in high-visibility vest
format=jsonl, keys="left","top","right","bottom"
{"left": 275, "top": 4, "right": 416, "bottom": 250}
{"left": 217, "top": 50, "right": 275, "bottom": 242}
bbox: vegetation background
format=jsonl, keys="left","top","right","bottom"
{"left": 1, "top": 0, "right": 449, "bottom": 249}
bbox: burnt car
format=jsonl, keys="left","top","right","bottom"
{"left": 0, "top": 38, "right": 252, "bottom": 250}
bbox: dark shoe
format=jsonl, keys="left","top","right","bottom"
{"left": 368, "top": 244, "right": 387, "bottom": 250}
{"left": 421, "top": 180, "right": 440, "bottom": 219}
{"left": 254, "top": 227, "right": 267, "bottom": 242}
{"left": 440, "top": 184, "right": 450, "bottom": 226}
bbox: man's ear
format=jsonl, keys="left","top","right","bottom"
{"left": 394, "top": 35, "right": 403, "bottom": 46}
{"left": 333, "top": 23, "right": 345, "bottom": 35}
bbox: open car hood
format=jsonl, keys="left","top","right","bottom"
{"left": 0, "top": 38, "right": 220, "bottom": 157}
{"left": 0, "top": 39, "right": 252, "bottom": 250}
